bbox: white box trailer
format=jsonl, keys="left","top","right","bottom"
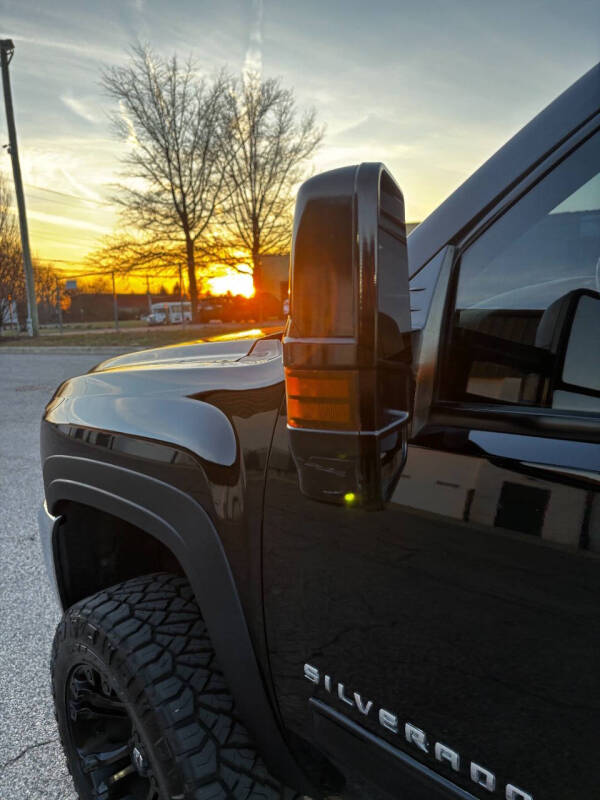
{"left": 145, "top": 301, "right": 192, "bottom": 325}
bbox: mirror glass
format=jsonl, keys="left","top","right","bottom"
{"left": 562, "top": 293, "right": 600, "bottom": 388}
{"left": 553, "top": 291, "right": 600, "bottom": 412}
{"left": 291, "top": 194, "right": 355, "bottom": 338}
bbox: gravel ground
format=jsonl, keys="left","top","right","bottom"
{"left": 0, "top": 351, "right": 124, "bottom": 800}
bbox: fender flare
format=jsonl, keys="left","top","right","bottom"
{"left": 44, "top": 454, "right": 313, "bottom": 795}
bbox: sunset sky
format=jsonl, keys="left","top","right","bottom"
{"left": 0, "top": 0, "right": 598, "bottom": 293}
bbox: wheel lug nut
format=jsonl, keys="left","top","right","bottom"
{"left": 132, "top": 745, "right": 148, "bottom": 775}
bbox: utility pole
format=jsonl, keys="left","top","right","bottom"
{"left": 111, "top": 271, "right": 119, "bottom": 331}
{"left": 146, "top": 274, "right": 152, "bottom": 314}
{"left": 56, "top": 278, "right": 63, "bottom": 333}
{"left": 178, "top": 263, "right": 185, "bottom": 327}
{"left": 0, "top": 39, "right": 38, "bottom": 337}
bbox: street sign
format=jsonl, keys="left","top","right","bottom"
{"left": 65, "top": 279, "right": 77, "bottom": 290}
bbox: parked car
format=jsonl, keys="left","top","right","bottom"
{"left": 39, "top": 64, "right": 599, "bottom": 800}
{"left": 197, "top": 297, "right": 225, "bottom": 322}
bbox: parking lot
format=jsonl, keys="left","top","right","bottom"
{"left": 0, "top": 351, "right": 123, "bottom": 799}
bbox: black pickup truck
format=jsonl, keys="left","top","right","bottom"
{"left": 39, "top": 63, "right": 599, "bottom": 800}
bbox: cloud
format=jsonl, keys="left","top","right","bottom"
{"left": 118, "top": 100, "right": 139, "bottom": 147}
{"left": 243, "top": 0, "right": 263, "bottom": 79}
{"left": 59, "top": 167, "right": 105, "bottom": 203}
{"left": 13, "top": 34, "right": 124, "bottom": 65}
{"left": 19, "top": 139, "right": 123, "bottom": 211}
{"left": 26, "top": 208, "right": 112, "bottom": 236}
{"left": 333, "top": 114, "right": 399, "bottom": 145}
{"left": 60, "top": 95, "right": 98, "bottom": 124}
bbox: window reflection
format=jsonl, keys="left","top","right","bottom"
{"left": 391, "top": 446, "right": 597, "bottom": 551}
{"left": 444, "top": 133, "right": 600, "bottom": 412}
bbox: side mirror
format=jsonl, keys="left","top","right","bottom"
{"left": 540, "top": 288, "right": 600, "bottom": 411}
{"left": 283, "top": 162, "right": 413, "bottom": 509}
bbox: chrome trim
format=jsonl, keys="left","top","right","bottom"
{"left": 457, "top": 115, "right": 600, "bottom": 256}
{"left": 520, "top": 461, "right": 600, "bottom": 486}
{"left": 310, "top": 698, "right": 480, "bottom": 800}
{"left": 408, "top": 66, "right": 599, "bottom": 281}
{"left": 37, "top": 500, "right": 62, "bottom": 607}
{"left": 286, "top": 410, "right": 409, "bottom": 438}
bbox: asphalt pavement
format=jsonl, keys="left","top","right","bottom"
{"left": 0, "top": 351, "right": 124, "bottom": 800}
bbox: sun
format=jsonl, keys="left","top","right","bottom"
{"left": 207, "top": 268, "right": 255, "bottom": 297}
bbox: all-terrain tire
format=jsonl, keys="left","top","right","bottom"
{"left": 51, "top": 572, "right": 301, "bottom": 799}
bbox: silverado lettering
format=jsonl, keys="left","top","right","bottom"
{"left": 304, "top": 663, "right": 533, "bottom": 800}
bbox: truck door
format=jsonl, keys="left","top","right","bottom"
{"left": 263, "top": 130, "right": 600, "bottom": 800}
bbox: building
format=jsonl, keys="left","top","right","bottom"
{"left": 68, "top": 292, "right": 151, "bottom": 322}
{"left": 260, "top": 254, "right": 289, "bottom": 305}
{"left": 0, "top": 298, "right": 18, "bottom": 329}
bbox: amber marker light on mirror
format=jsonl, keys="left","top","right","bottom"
{"left": 285, "top": 369, "right": 360, "bottom": 431}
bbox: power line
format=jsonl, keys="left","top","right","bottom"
{"left": 30, "top": 228, "right": 100, "bottom": 242}
{"left": 40, "top": 258, "right": 183, "bottom": 274}
{"left": 6, "top": 206, "right": 109, "bottom": 243}
{"left": 30, "top": 230, "right": 103, "bottom": 246}
{"left": 23, "top": 182, "right": 115, "bottom": 208}
{"left": 40, "top": 258, "right": 85, "bottom": 265}
{"left": 50, "top": 263, "right": 183, "bottom": 279}
{"left": 25, "top": 191, "right": 115, "bottom": 211}
{"left": 56, "top": 269, "right": 118, "bottom": 280}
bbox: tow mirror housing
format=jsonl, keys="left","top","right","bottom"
{"left": 283, "top": 163, "right": 413, "bottom": 509}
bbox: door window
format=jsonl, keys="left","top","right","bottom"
{"left": 442, "top": 131, "right": 600, "bottom": 413}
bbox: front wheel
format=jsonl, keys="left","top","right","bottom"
{"left": 52, "top": 573, "right": 299, "bottom": 799}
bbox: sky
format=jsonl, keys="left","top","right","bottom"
{"left": 0, "top": 0, "right": 598, "bottom": 292}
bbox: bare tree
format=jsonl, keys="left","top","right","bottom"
{"left": 0, "top": 174, "right": 61, "bottom": 328}
{"left": 34, "top": 262, "right": 59, "bottom": 323}
{"left": 0, "top": 171, "right": 24, "bottom": 328}
{"left": 102, "top": 44, "right": 229, "bottom": 315}
{"left": 220, "top": 73, "right": 323, "bottom": 294}
{"left": 87, "top": 231, "right": 185, "bottom": 277}
{"left": 78, "top": 275, "right": 112, "bottom": 294}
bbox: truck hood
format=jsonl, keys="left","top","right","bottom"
{"left": 90, "top": 328, "right": 279, "bottom": 374}
{"left": 44, "top": 328, "right": 285, "bottom": 469}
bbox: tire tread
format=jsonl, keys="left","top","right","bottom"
{"left": 51, "top": 572, "right": 300, "bottom": 800}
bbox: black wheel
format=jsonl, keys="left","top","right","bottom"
{"left": 52, "top": 573, "right": 300, "bottom": 799}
